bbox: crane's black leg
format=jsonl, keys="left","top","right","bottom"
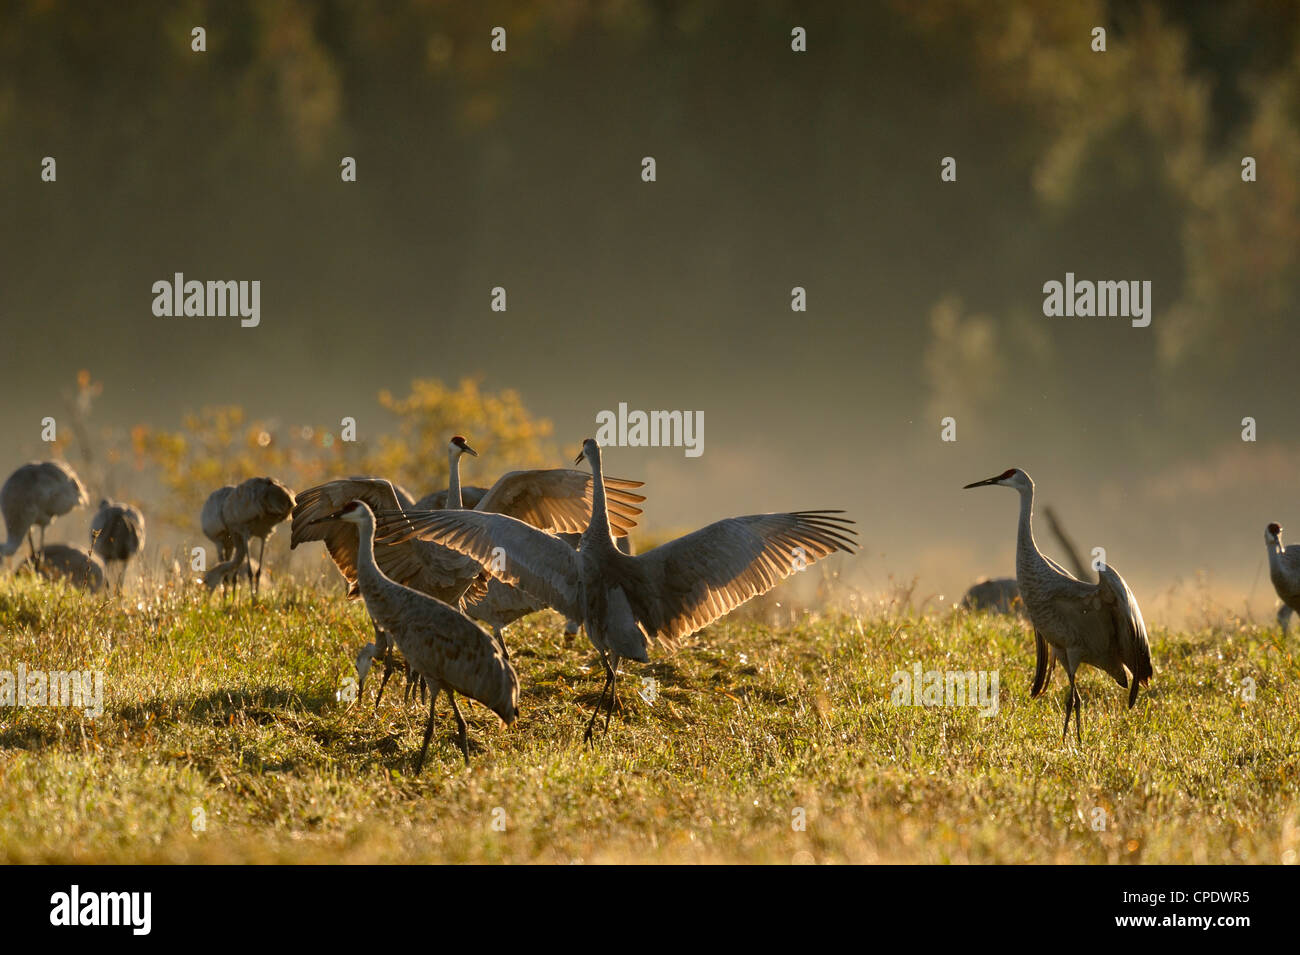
{"left": 1073, "top": 686, "right": 1083, "bottom": 744}
{"left": 1061, "top": 679, "right": 1074, "bottom": 742}
{"left": 242, "top": 537, "right": 255, "bottom": 601}
{"left": 448, "top": 692, "right": 470, "bottom": 765}
{"left": 415, "top": 688, "right": 441, "bottom": 774}
{"left": 27, "top": 529, "right": 39, "bottom": 570}
{"left": 583, "top": 654, "right": 615, "bottom": 745}
{"left": 254, "top": 536, "right": 267, "bottom": 594}
{"left": 602, "top": 655, "right": 621, "bottom": 736}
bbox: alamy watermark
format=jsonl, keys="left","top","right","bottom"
{"left": 1, "top": 665, "right": 104, "bottom": 718}
{"left": 152, "top": 273, "right": 260, "bottom": 327}
{"left": 1042, "top": 272, "right": 1151, "bottom": 328}
{"left": 891, "top": 662, "right": 999, "bottom": 717}
{"left": 594, "top": 402, "right": 703, "bottom": 457}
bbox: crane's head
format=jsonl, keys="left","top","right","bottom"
{"left": 574, "top": 437, "right": 601, "bottom": 466}
{"left": 1267, "top": 522, "right": 1283, "bottom": 545}
{"left": 355, "top": 642, "right": 378, "bottom": 692}
{"left": 964, "top": 468, "right": 1032, "bottom": 492}
{"left": 449, "top": 434, "right": 478, "bottom": 458}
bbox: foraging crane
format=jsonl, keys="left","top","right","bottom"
{"left": 200, "top": 477, "right": 295, "bottom": 597}
{"left": 1, "top": 461, "right": 88, "bottom": 569}
{"left": 90, "top": 498, "right": 145, "bottom": 591}
{"left": 302, "top": 499, "right": 518, "bottom": 768}
{"left": 291, "top": 435, "right": 646, "bottom": 699}
{"left": 375, "top": 437, "right": 856, "bottom": 742}
{"left": 963, "top": 468, "right": 1153, "bottom": 742}
{"left": 202, "top": 536, "right": 257, "bottom": 593}
{"left": 1264, "top": 523, "right": 1300, "bottom": 628}
{"left": 22, "top": 543, "right": 106, "bottom": 592}
{"left": 960, "top": 577, "right": 1023, "bottom": 615}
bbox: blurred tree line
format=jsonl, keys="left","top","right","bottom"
{"left": 4, "top": 0, "right": 1298, "bottom": 471}
{"left": 55, "top": 373, "right": 555, "bottom": 529}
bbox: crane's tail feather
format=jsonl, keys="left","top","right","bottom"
{"left": 1030, "top": 630, "right": 1054, "bottom": 698}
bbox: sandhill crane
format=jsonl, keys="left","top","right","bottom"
{"left": 200, "top": 477, "right": 295, "bottom": 597}
{"left": 21, "top": 543, "right": 105, "bottom": 592}
{"left": 291, "top": 436, "right": 646, "bottom": 700}
{"left": 1, "top": 461, "right": 88, "bottom": 569}
{"left": 1265, "top": 523, "right": 1300, "bottom": 629}
{"left": 302, "top": 499, "right": 518, "bottom": 768}
{"left": 960, "top": 577, "right": 1023, "bottom": 614}
{"left": 376, "top": 437, "right": 856, "bottom": 742}
{"left": 90, "top": 498, "right": 145, "bottom": 591}
{"left": 963, "top": 468, "right": 1153, "bottom": 742}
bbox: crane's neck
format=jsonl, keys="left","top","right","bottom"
{"left": 586, "top": 449, "right": 613, "bottom": 543}
{"left": 351, "top": 511, "right": 383, "bottom": 598}
{"left": 1014, "top": 484, "right": 1050, "bottom": 579}
{"left": 1267, "top": 538, "right": 1286, "bottom": 575}
{"left": 447, "top": 448, "right": 464, "bottom": 509}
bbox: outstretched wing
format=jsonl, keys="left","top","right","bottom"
{"left": 374, "top": 508, "right": 583, "bottom": 619}
{"left": 474, "top": 469, "right": 646, "bottom": 536}
{"left": 626, "top": 511, "right": 857, "bottom": 643}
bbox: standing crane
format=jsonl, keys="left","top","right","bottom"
{"left": 375, "top": 437, "right": 856, "bottom": 743}
{"left": 200, "top": 477, "right": 295, "bottom": 597}
{"left": 963, "top": 468, "right": 1153, "bottom": 742}
{"left": 22, "top": 543, "right": 106, "bottom": 592}
{"left": 1, "top": 461, "right": 88, "bottom": 569}
{"left": 301, "top": 499, "right": 519, "bottom": 769}
{"left": 1264, "top": 523, "right": 1300, "bottom": 629}
{"left": 291, "top": 435, "right": 646, "bottom": 701}
{"left": 90, "top": 498, "right": 145, "bottom": 591}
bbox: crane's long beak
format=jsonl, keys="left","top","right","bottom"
{"left": 463, "top": 443, "right": 479, "bottom": 457}
{"left": 574, "top": 450, "right": 585, "bottom": 465}
{"left": 963, "top": 476, "right": 1002, "bottom": 489}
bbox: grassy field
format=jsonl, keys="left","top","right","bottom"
{"left": 0, "top": 575, "right": 1297, "bottom": 864}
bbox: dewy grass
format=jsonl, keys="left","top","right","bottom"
{"left": 0, "top": 576, "right": 1296, "bottom": 864}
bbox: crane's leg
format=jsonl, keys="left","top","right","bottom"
{"left": 1060, "top": 679, "right": 1074, "bottom": 742}
{"left": 38, "top": 525, "right": 46, "bottom": 566}
{"left": 1073, "top": 686, "right": 1083, "bottom": 744}
{"left": 242, "top": 536, "right": 255, "bottom": 601}
{"left": 414, "top": 687, "right": 441, "bottom": 774}
{"left": 448, "top": 692, "right": 470, "bottom": 765}
{"left": 374, "top": 635, "right": 400, "bottom": 709}
{"left": 602, "top": 655, "right": 622, "bottom": 736}
{"left": 26, "top": 530, "right": 39, "bottom": 570}
{"left": 583, "top": 653, "right": 615, "bottom": 745}
{"left": 254, "top": 536, "right": 267, "bottom": 595}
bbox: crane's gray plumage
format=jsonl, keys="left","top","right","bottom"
{"left": 964, "top": 468, "right": 1153, "bottom": 742}
{"left": 306, "top": 499, "right": 519, "bottom": 769}
{"left": 90, "top": 498, "right": 145, "bottom": 590}
{"left": 1265, "top": 523, "right": 1300, "bottom": 627}
{"left": 22, "top": 543, "right": 106, "bottom": 592}
{"left": 376, "top": 437, "right": 856, "bottom": 741}
{"left": 1, "top": 461, "right": 88, "bottom": 567}
{"left": 200, "top": 477, "right": 294, "bottom": 596}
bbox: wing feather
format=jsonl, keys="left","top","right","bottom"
{"left": 474, "top": 469, "right": 646, "bottom": 536}
{"left": 375, "top": 508, "right": 583, "bottom": 619}
{"left": 1097, "top": 564, "right": 1153, "bottom": 702}
{"left": 626, "top": 510, "right": 856, "bottom": 643}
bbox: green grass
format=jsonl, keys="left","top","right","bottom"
{"left": 0, "top": 576, "right": 1297, "bottom": 863}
